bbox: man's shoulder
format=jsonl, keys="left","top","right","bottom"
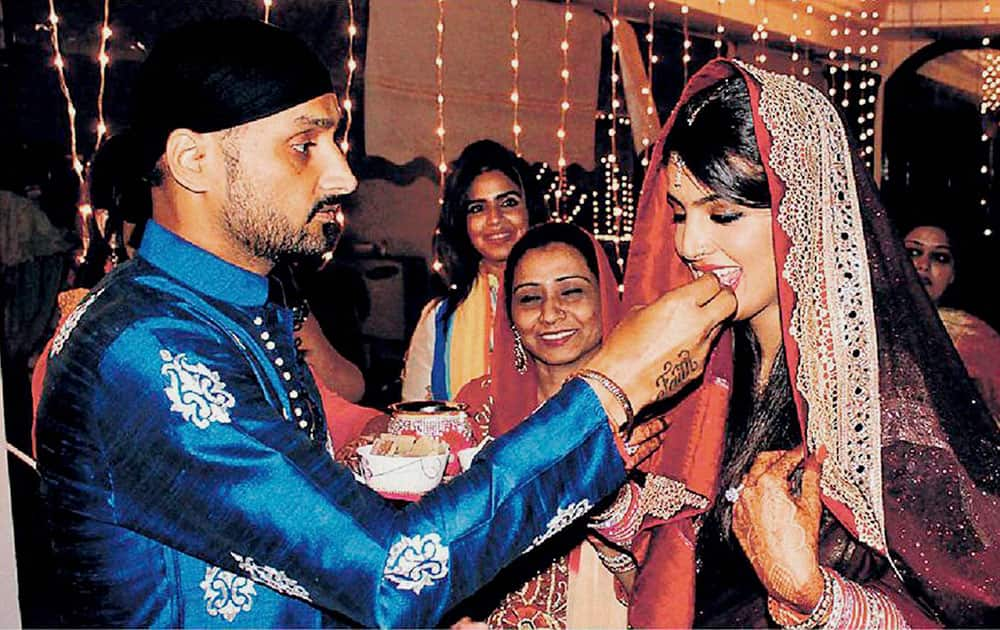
{"left": 50, "top": 260, "right": 235, "bottom": 364}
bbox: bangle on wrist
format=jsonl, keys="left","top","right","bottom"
{"left": 594, "top": 548, "right": 637, "bottom": 574}
{"left": 573, "top": 368, "right": 635, "bottom": 430}
{"left": 589, "top": 482, "right": 642, "bottom": 546}
{"left": 768, "top": 567, "right": 835, "bottom": 629}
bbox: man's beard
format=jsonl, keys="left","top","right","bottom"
{"left": 222, "top": 163, "right": 341, "bottom": 261}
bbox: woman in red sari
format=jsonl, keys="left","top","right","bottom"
{"left": 614, "top": 60, "right": 1000, "bottom": 628}
{"left": 452, "top": 222, "right": 633, "bottom": 629}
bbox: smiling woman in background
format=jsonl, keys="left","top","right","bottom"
{"left": 450, "top": 222, "right": 631, "bottom": 629}
{"left": 904, "top": 222, "right": 1000, "bottom": 423}
{"left": 401, "top": 139, "right": 547, "bottom": 402}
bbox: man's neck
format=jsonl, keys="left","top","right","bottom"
{"left": 153, "top": 208, "right": 272, "bottom": 276}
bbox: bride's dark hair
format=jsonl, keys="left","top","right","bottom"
{"left": 663, "top": 76, "right": 771, "bottom": 209}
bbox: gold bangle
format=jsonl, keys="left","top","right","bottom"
{"left": 573, "top": 368, "right": 635, "bottom": 430}
{"left": 595, "top": 548, "right": 637, "bottom": 574}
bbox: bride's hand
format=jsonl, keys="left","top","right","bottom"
{"left": 731, "top": 447, "right": 826, "bottom": 614}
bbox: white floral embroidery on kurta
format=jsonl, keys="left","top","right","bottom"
{"left": 160, "top": 350, "right": 236, "bottom": 429}
{"left": 525, "top": 498, "right": 593, "bottom": 553}
{"left": 200, "top": 564, "right": 256, "bottom": 622}
{"left": 384, "top": 533, "right": 450, "bottom": 594}
{"left": 230, "top": 552, "right": 312, "bottom": 602}
{"left": 50, "top": 288, "right": 105, "bottom": 357}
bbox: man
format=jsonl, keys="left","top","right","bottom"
{"left": 36, "top": 18, "right": 735, "bottom": 627}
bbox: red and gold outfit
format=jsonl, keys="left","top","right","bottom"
{"left": 621, "top": 59, "right": 1000, "bottom": 628}
{"left": 454, "top": 225, "right": 629, "bottom": 629}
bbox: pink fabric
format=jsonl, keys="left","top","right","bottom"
{"left": 313, "top": 373, "right": 381, "bottom": 450}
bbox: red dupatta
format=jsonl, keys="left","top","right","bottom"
{"left": 624, "top": 59, "right": 1000, "bottom": 627}
{"left": 456, "top": 223, "right": 622, "bottom": 440}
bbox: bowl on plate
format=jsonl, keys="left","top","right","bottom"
{"left": 356, "top": 444, "right": 449, "bottom": 496}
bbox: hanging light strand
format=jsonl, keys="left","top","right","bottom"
{"left": 827, "top": 11, "right": 839, "bottom": 104}
{"left": 639, "top": 1, "right": 656, "bottom": 164}
{"left": 609, "top": 0, "right": 625, "bottom": 287}
{"left": 340, "top": 0, "right": 358, "bottom": 153}
{"left": 982, "top": 0, "right": 994, "bottom": 235}
{"left": 555, "top": 1, "right": 572, "bottom": 218}
{"left": 681, "top": 2, "right": 691, "bottom": 82}
{"left": 45, "top": 1, "right": 84, "bottom": 184}
{"left": 435, "top": 0, "right": 447, "bottom": 201}
{"left": 95, "top": 0, "right": 112, "bottom": 150}
{"left": 790, "top": 0, "right": 800, "bottom": 74}
{"left": 840, "top": 9, "right": 853, "bottom": 111}
{"left": 510, "top": 0, "right": 522, "bottom": 154}
{"left": 750, "top": 0, "right": 769, "bottom": 65}
{"left": 802, "top": 3, "right": 814, "bottom": 76}
{"left": 715, "top": 0, "right": 726, "bottom": 55}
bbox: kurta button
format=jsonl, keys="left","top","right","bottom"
{"left": 260, "top": 331, "right": 270, "bottom": 341}
{"left": 275, "top": 357, "right": 284, "bottom": 366}
{"left": 253, "top": 316, "right": 263, "bottom": 326}
{"left": 289, "top": 390, "right": 299, "bottom": 399}
{"left": 298, "top": 420, "right": 308, "bottom": 429}
{"left": 283, "top": 371, "right": 292, "bottom": 380}
{"left": 294, "top": 407, "right": 303, "bottom": 417}
{"left": 266, "top": 341, "right": 276, "bottom": 350}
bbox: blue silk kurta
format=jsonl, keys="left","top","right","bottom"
{"left": 36, "top": 221, "right": 626, "bottom": 628}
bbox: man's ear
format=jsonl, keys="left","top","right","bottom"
{"left": 163, "top": 128, "right": 214, "bottom": 193}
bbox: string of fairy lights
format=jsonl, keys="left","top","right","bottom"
{"left": 510, "top": 0, "right": 523, "bottom": 155}
{"left": 639, "top": 1, "right": 657, "bottom": 165}
{"left": 41, "top": 2, "right": 999, "bottom": 246}
{"left": 554, "top": 1, "right": 573, "bottom": 218}
{"left": 982, "top": 0, "right": 995, "bottom": 236}
{"left": 750, "top": 0, "right": 769, "bottom": 65}
{"left": 715, "top": 0, "right": 726, "bottom": 55}
{"left": 681, "top": 2, "right": 692, "bottom": 81}
{"left": 340, "top": 0, "right": 358, "bottom": 154}
{"left": 434, "top": 0, "right": 447, "bottom": 203}
{"left": 95, "top": 0, "right": 112, "bottom": 150}
{"left": 45, "top": 1, "right": 83, "bottom": 187}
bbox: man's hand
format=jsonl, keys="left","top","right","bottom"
{"left": 585, "top": 273, "right": 736, "bottom": 427}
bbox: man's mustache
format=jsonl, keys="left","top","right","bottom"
{"left": 309, "top": 195, "right": 347, "bottom": 222}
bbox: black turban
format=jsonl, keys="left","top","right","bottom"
{"left": 90, "top": 18, "right": 333, "bottom": 223}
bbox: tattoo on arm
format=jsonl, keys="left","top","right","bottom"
{"left": 655, "top": 350, "right": 698, "bottom": 400}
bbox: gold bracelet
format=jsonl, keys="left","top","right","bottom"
{"left": 595, "top": 548, "right": 637, "bottom": 574}
{"left": 573, "top": 368, "right": 635, "bottom": 430}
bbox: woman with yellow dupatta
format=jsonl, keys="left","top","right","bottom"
{"left": 402, "top": 140, "right": 547, "bottom": 402}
